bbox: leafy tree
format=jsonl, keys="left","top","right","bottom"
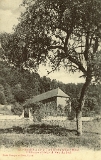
{"left": 2, "top": 0, "right": 101, "bottom": 135}
{"left": 84, "top": 97, "right": 99, "bottom": 115}
{"left": 58, "top": 81, "right": 66, "bottom": 93}
{"left": 40, "top": 76, "right": 51, "bottom": 92}
{"left": 50, "top": 79, "right": 58, "bottom": 90}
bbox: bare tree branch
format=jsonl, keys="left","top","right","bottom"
{"left": 67, "top": 54, "right": 87, "bottom": 75}
{"left": 55, "top": 35, "right": 65, "bottom": 44}
{"left": 46, "top": 58, "right": 62, "bottom": 76}
{"left": 84, "top": 31, "right": 90, "bottom": 61}
{"left": 48, "top": 45, "right": 64, "bottom": 50}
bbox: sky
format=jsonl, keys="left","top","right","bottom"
{"left": 0, "top": 0, "right": 23, "bottom": 33}
{"left": 0, "top": 0, "right": 85, "bottom": 84}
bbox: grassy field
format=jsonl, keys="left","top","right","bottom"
{"left": 0, "top": 118, "right": 101, "bottom": 150}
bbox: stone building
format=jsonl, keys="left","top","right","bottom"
{"left": 23, "top": 88, "right": 71, "bottom": 120}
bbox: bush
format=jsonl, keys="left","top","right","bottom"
{"left": 14, "top": 89, "right": 27, "bottom": 103}
{"left": 11, "top": 102, "right": 23, "bottom": 115}
{"left": 57, "top": 104, "right": 64, "bottom": 116}
{"left": 83, "top": 97, "right": 100, "bottom": 116}
{"left": 68, "top": 107, "right": 76, "bottom": 120}
{"left": 0, "top": 91, "right": 6, "bottom": 105}
{"left": 66, "top": 98, "right": 78, "bottom": 120}
{"left": 32, "top": 102, "right": 45, "bottom": 121}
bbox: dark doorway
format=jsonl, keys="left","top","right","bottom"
{"left": 24, "top": 108, "right": 29, "bottom": 118}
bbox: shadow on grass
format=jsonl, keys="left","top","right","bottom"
{"left": 0, "top": 123, "right": 77, "bottom": 136}
{"left": 0, "top": 123, "right": 100, "bottom": 150}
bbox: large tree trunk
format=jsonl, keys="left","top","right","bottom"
{"left": 76, "top": 108, "right": 82, "bottom": 135}
{"left": 76, "top": 76, "right": 91, "bottom": 136}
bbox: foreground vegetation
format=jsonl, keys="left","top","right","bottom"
{"left": 1, "top": 0, "right": 101, "bottom": 135}
{"left": 0, "top": 119, "right": 101, "bottom": 150}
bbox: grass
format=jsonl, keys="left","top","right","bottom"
{"left": 0, "top": 119, "right": 101, "bottom": 150}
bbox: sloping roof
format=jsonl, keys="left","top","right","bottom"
{"left": 24, "top": 88, "right": 69, "bottom": 106}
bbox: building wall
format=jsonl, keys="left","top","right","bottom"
{"left": 56, "top": 97, "right": 71, "bottom": 116}
{"left": 41, "top": 96, "right": 70, "bottom": 117}
{"left": 57, "top": 97, "right": 69, "bottom": 108}
{"left": 40, "top": 97, "right": 57, "bottom": 117}
{"left": 25, "top": 96, "right": 71, "bottom": 120}
{"left": 23, "top": 98, "right": 57, "bottom": 119}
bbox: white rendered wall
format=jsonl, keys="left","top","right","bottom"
{"left": 57, "top": 97, "right": 69, "bottom": 108}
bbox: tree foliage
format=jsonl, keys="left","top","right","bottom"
{"left": 1, "top": 0, "right": 101, "bottom": 80}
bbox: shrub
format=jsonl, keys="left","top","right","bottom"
{"left": 14, "top": 89, "right": 27, "bottom": 103}
{"left": 57, "top": 104, "right": 64, "bottom": 116}
{"left": 68, "top": 108, "right": 76, "bottom": 120}
{"left": 11, "top": 102, "right": 23, "bottom": 115}
{"left": 32, "top": 102, "right": 44, "bottom": 121}
{"left": 0, "top": 91, "right": 6, "bottom": 105}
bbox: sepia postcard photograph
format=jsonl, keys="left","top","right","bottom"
{"left": 0, "top": 0, "right": 101, "bottom": 160}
